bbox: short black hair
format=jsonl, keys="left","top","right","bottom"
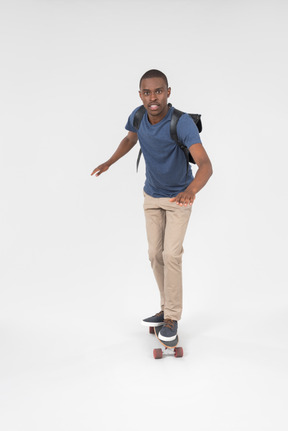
{"left": 139, "top": 69, "right": 169, "bottom": 89}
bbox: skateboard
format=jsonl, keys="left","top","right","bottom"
{"left": 149, "top": 325, "right": 184, "bottom": 359}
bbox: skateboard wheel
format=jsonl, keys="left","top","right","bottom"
{"left": 149, "top": 326, "right": 155, "bottom": 334}
{"left": 174, "top": 347, "right": 184, "bottom": 358}
{"left": 153, "top": 348, "right": 163, "bottom": 359}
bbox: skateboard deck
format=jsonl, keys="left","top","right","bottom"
{"left": 150, "top": 325, "right": 184, "bottom": 359}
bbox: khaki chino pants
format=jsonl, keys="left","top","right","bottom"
{"left": 143, "top": 191, "right": 192, "bottom": 321}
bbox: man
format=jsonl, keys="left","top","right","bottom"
{"left": 91, "top": 69, "right": 212, "bottom": 342}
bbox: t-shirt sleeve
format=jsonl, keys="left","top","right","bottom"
{"left": 125, "top": 106, "right": 141, "bottom": 133}
{"left": 176, "top": 113, "right": 202, "bottom": 149}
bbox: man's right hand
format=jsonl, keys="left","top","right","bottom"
{"left": 91, "top": 132, "right": 138, "bottom": 178}
{"left": 91, "top": 162, "right": 110, "bottom": 177}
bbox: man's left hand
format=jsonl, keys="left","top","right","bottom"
{"left": 169, "top": 191, "right": 196, "bottom": 206}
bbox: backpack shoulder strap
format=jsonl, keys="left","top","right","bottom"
{"left": 170, "top": 108, "right": 184, "bottom": 142}
{"left": 133, "top": 105, "right": 146, "bottom": 130}
{"left": 133, "top": 106, "right": 146, "bottom": 171}
{"left": 170, "top": 108, "right": 203, "bottom": 167}
{"left": 170, "top": 108, "right": 192, "bottom": 172}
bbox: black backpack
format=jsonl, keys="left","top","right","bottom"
{"left": 133, "top": 103, "right": 202, "bottom": 172}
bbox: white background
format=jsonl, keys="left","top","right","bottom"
{"left": 0, "top": 0, "right": 287, "bottom": 429}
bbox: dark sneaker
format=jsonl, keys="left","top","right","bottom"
{"left": 158, "top": 319, "right": 178, "bottom": 341}
{"left": 142, "top": 311, "right": 164, "bottom": 327}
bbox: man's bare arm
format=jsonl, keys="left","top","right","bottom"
{"left": 91, "top": 131, "right": 138, "bottom": 177}
{"left": 170, "top": 143, "right": 213, "bottom": 205}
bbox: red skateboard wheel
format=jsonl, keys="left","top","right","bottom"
{"left": 174, "top": 347, "right": 184, "bottom": 358}
{"left": 149, "top": 326, "right": 155, "bottom": 334}
{"left": 153, "top": 348, "right": 163, "bottom": 359}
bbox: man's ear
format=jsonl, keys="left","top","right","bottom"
{"left": 167, "top": 87, "right": 171, "bottom": 98}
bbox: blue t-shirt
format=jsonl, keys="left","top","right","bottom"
{"left": 125, "top": 105, "right": 202, "bottom": 198}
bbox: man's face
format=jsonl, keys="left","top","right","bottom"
{"left": 139, "top": 77, "right": 171, "bottom": 120}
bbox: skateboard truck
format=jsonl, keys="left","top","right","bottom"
{"left": 149, "top": 326, "right": 184, "bottom": 359}
{"left": 153, "top": 346, "right": 184, "bottom": 359}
